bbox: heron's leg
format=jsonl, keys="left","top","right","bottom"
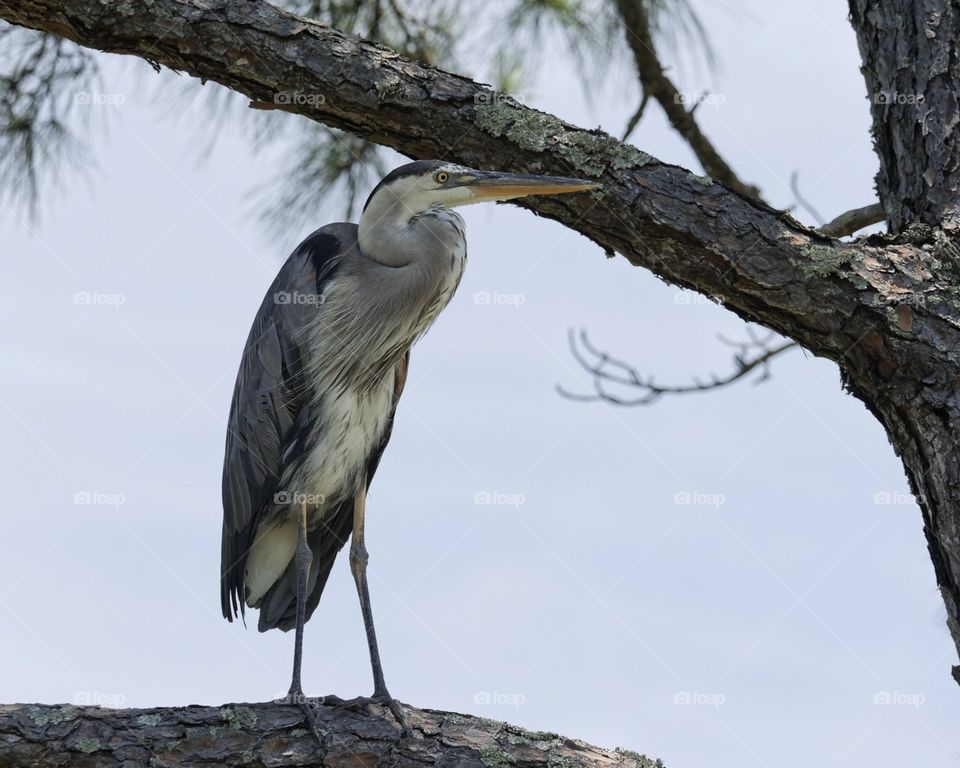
{"left": 350, "top": 483, "right": 412, "bottom": 737}
{"left": 287, "top": 500, "right": 323, "bottom": 746}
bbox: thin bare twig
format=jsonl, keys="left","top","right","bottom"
{"left": 789, "top": 170, "right": 826, "bottom": 226}
{"left": 559, "top": 328, "right": 797, "bottom": 406}
{"left": 621, "top": 91, "right": 650, "bottom": 141}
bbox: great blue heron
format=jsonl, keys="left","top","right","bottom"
{"left": 220, "top": 159, "right": 600, "bottom": 738}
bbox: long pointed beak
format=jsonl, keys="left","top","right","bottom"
{"left": 464, "top": 170, "right": 601, "bottom": 202}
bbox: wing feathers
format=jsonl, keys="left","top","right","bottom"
{"left": 220, "top": 225, "right": 349, "bottom": 621}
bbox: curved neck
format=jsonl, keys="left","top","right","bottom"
{"left": 311, "top": 204, "right": 467, "bottom": 390}
{"left": 358, "top": 190, "right": 421, "bottom": 267}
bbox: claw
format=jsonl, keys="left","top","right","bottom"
{"left": 329, "top": 694, "right": 412, "bottom": 738}
{"left": 282, "top": 690, "right": 325, "bottom": 748}
{"left": 381, "top": 697, "right": 412, "bottom": 738}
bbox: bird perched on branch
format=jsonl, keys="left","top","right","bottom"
{"left": 219, "top": 159, "right": 600, "bottom": 738}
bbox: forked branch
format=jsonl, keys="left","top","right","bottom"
{"left": 560, "top": 328, "right": 797, "bottom": 406}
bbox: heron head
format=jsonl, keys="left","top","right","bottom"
{"left": 362, "top": 160, "right": 601, "bottom": 220}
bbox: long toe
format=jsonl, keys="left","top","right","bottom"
{"left": 285, "top": 692, "right": 324, "bottom": 747}
{"left": 330, "top": 695, "right": 376, "bottom": 713}
{"left": 333, "top": 694, "right": 412, "bottom": 738}
{"left": 385, "top": 698, "right": 412, "bottom": 738}
{"left": 370, "top": 694, "right": 412, "bottom": 738}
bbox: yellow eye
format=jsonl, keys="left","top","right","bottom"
{"left": 435, "top": 171, "right": 449, "bottom": 184}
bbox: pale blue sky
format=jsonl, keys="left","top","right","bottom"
{"left": 2, "top": 1, "right": 958, "bottom": 766}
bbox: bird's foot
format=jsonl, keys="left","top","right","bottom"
{"left": 327, "top": 693, "right": 413, "bottom": 738}
{"left": 377, "top": 694, "right": 413, "bottom": 739}
{"left": 280, "top": 688, "right": 325, "bottom": 747}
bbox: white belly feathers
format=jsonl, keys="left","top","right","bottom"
{"left": 295, "top": 378, "right": 394, "bottom": 506}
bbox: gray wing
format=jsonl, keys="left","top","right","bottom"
{"left": 220, "top": 224, "right": 353, "bottom": 622}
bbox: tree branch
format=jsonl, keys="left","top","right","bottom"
{"left": 0, "top": 701, "right": 662, "bottom": 767}
{"left": 613, "top": 0, "right": 763, "bottom": 201}
{"left": 0, "top": 0, "right": 929, "bottom": 369}
{"left": 819, "top": 202, "right": 887, "bottom": 237}
{"left": 560, "top": 328, "right": 797, "bottom": 406}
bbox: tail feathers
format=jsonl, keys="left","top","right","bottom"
{"left": 257, "top": 555, "right": 335, "bottom": 632}
{"left": 256, "top": 500, "right": 354, "bottom": 633}
{"left": 244, "top": 518, "right": 298, "bottom": 609}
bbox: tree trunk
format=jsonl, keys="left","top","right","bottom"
{"left": 850, "top": 0, "right": 960, "bottom": 233}
{"left": 0, "top": 701, "right": 661, "bottom": 767}
{"left": 828, "top": 234, "right": 960, "bottom": 686}
{"left": 846, "top": 0, "right": 960, "bottom": 682}
{"left": 2, "top": 0, "right": 960, "bottom": 685}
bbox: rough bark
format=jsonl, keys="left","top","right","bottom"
{"left": 850, "top": 0, "right": 960, "bottom": 233}
{"left": 2, "top": 0, "right": 960, "bottom": 685}
{"left": 0, "top": 701, "right": 661, "bottom": 767}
